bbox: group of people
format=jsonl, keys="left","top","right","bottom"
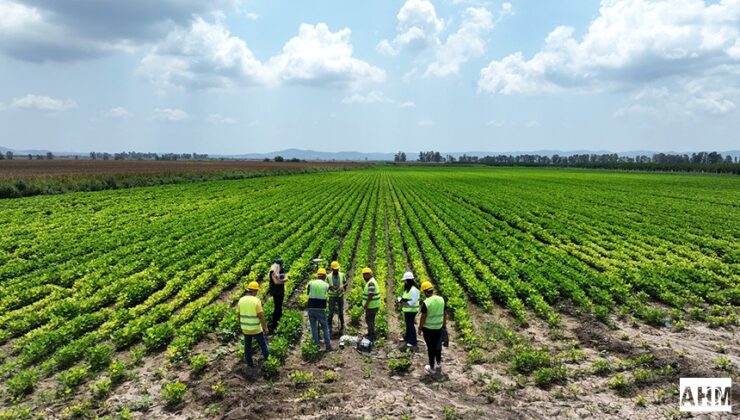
{"left": 237, "top": 258, "right": 447, "bottom": 376}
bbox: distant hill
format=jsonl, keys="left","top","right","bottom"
{"left": 222, "top": 149, "right": 395, "bottom": 161}
{"left": 0, "top": 145, "right": 81, "bottom": 157}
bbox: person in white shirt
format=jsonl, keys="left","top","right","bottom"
{"left": 397, "top": 272, "right": 420, "bottom": 349}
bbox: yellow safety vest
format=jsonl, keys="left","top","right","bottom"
{"left": 307, "top": 279, "right": 329, "bottom": 309}
{"left": 238, "top": 295, "right": 262, "bottom": 335}
{"left": 402, "top": 286, "right": 419, "bottom": 313}
{"left": 423, "top": 295, "right": 444, "bottom": 330}
{"left": 327, "top": 272, "right": 347, "bottom": 297}
{"left": 363, "top": 278, "right": 381, "bottom": 309}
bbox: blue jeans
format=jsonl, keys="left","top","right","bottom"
{"left": 244, "top": 332, "right": 269, "bottom": 367}
{"left": 308, "top": 309, "right": 332, "bottom": 350}
{"left": 403, "top": 311, "right": 418, "bottom": 346}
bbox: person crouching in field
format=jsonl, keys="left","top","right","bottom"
{"left": 307, "top": 268, "right": 333, "bottom": 352}
{"left": 418, "top": 281, "right": 446, "bottom": 375}
{"left": 239, "top": 282, "right": 269, "bottom": 368}
{"left": 397, "top": 272, "right": 420, "bottom": 350}
{"left": 268, "top": 257, "right": 287, "bottom": 334}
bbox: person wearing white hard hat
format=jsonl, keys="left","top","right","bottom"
{"left": 396, "top": 272, "right": 420, "bottom": 350}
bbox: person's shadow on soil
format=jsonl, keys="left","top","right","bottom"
{"left": 419, "top": 372, "right": 449, "bottom": 384}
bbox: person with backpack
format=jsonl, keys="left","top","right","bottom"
{"left": 268, "top": 257, "right": 287, "bottom": 333}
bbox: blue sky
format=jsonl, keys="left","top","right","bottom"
{"left": 0, "top": 0, "right": 739, "bottom": 154}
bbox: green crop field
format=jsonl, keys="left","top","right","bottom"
{"left": 1, "top": 166, "right": 738, "bottom": 418}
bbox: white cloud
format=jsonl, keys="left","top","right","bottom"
{"left": 139, "top": 19, "right": 384, "bottom": 90}
{"left": 479, "top": 0, "right": 740, "bottom": 95}
{"left": 342, "top": 91, "right": 390, "bottom": 104}
{"left": 0, "top": 0, "right": 235, "bottom": 62}
{"left": 376, "top": 0, "right": 444, "bottom": 56}
{"left": 486, "top": 119, "right": 504, "bottom": 127}
{"left": 245, "top": 12, "right": 260, "bottom": 21}
{"left": 105, "top": 107, "right": 133, "bottom": 118}
{"left": 341, "top": 91, "right": 415, "bottom": 108}
{"left": 381, "top": 1, "right": 510, "bottom": 78}
{"left": 614, "top": 104, "right": 661, "bottom": 118}
{"left": 207, "top": 114, "right": 237, "bottom": 124}
{"left": 417, "top": 119, "right": 435, "bottom": 126}
{"left": 615, "top": 81, "right": 738, "bottom": 118}
{"left": 525, "top": 120, "right": 541, "bottom": 128}
{"left": 9, "top": 94, "right": 76, "bottom": 111}
{"left": 267, "top": 23, "right": 385, "bottom": 87}
{"left": 152, "top": 108, "right": 188, "bottom": 121}
{"left": 138, "top": 17, "right": 266, "bottom": 90}
{"left": 425, "top": 6, "right": 494, "bottom": 77}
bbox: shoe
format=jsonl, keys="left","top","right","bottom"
{"left": 399, "top": 337, "right": 406, "bottom": 342}
{"left": 326, "top": 347, "right": 334, "bottom": 353}
{"left": 424, "top": 365, "right": 434, "bottom": 375}
{"left": 434, "top": 362, "right": 442, "bottom": 373}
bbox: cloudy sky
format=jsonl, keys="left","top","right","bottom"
{"left": 1, "top": 0, "right": 739, "bottom": 154}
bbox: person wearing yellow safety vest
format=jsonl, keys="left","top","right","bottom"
{"left": 396, "top": 272, "right": 419, "bottom": 349}
{"left": 238, "top": 282, "right": 269, "bottom": 368}
{"left": 307, "top": 268, "right": 333, "bottom": 352}
{"left": 417, "top": 281, "right": 447, "bottom": 375}
{"left": 326, "top": 261, "right": 348, "bottom": 334}
{"left": 361, "top": 267, "right": 381, "bottom": 342}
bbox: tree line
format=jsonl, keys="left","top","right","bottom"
{"left": 398, "top": 150, "right": 740, "bottom": 173}
{"left": 89, "top": 151, "right": 210, "bottom": 161}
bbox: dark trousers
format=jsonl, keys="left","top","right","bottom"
{"left": 422, "top": 327, "right": 442, "bottom": 367}
{"left": 270, "top": 293, "right": 284, "bottom": 331}
{"left": 244, "top": 332, "right": 269, "bottom": 368}
{"left": 328, "top": 296, "right": 345, "bottom": 330}
{"left": 365, "top": 307, "right": 378, "bottom": 341}
{"left": 403, "top": 312, "right": 418, "bottom": 346}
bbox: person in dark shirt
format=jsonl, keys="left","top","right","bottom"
{"left": 268, "top": 257, "right": 287, "bottom": 333}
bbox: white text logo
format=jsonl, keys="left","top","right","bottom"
{"left": 679, "top": 378, "right": 732, "bottom": 413}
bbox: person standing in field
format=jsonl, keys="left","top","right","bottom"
{"left": 326, "top": 260, "right": 348, "bottom": 335}
{"left": 239, "top": 281, "right": 269, "bottom": 368}
{"left": 417, "top": 281, "right": 446, "bottom": 375}
{"left": 397, "top": 272, "right": 419, "bottom": 350}
{"left": 362, "top": 267, "right": 381, "bottom": 341}
{"left": 268, "top": 257, "right": 287, "bottom": 334}
{"left": 307, "top": 268, "right": 333, "bottom": 352}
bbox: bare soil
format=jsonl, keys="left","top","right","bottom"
{"left": 0, "top": 160, "right": 366, "bottom": 179}
{"left": 31, "top": 306, "right": 734, "bottom": 420}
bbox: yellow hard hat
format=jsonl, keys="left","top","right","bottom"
{"left": 317, "top": 268, "right": 327, "bottom": 276}
{"left": 247, "top": 281, "right": 260, "bottom": 291}
{"left": 361, "top": 267, "right": 372, "bottom": 275}
{"left": 330, "top": 261, "right": 340, "bottom": 270}
{"left": 421, "top": 281, "right": 434, "bottom": 292}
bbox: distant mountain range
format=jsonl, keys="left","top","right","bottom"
{"left": 2, "top": 146, "right": 739, "bottom": 161}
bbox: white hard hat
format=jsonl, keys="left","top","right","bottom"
{"left": 402, "top": 271, "right": 415, "bottom": 281}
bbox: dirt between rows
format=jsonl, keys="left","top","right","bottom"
{"left": 37, "top": 304, "right": 736, "bottom": 420}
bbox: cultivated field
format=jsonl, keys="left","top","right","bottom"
{"left": 0, "top": 167, "right": 738, "bottom": 419}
